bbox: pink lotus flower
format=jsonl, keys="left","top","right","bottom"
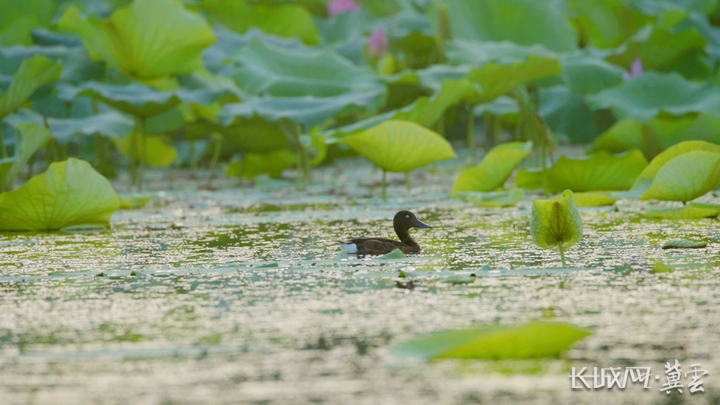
{"left": 367, "top": 28, "right": 388, "bottom": 59}
{"left": 328, "top": 0, "right": 361, "bottom": 17}
{"left": 623, "top": 58, "right": 644, "bottom": 80}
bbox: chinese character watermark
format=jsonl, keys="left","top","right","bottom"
{"left": 570, "top": 360, "right": 708, "bottom": 394}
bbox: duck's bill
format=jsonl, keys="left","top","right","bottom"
{"left": 414, "top": 218, "right": 432, "bottom": 228}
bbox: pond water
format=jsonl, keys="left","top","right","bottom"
{"left": 1, "top": 156, "right": 719, "bottom": 405}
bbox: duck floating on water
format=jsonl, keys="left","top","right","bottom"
{"left": 339, "top": 210, "right": 432, "bottom": 256}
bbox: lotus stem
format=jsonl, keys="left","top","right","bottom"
{"left": 467, "top": 104, "right": 476, "bottom": 164}
{"left": 210, "top": 134, "right": 222, "bottom": 181}
{"left": 382, "top": 170, "right": 387, "bottom": 201}
{"left": 558, "top": 242, "right": 567, "bottom": 267}
{"left": 0, "top": 126, "right": 7, "bottom": 158}
{"left": 541, "top": 139, "right": 549, "bottom": 196}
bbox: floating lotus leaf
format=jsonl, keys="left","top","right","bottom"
{"left": 391, "top": 321, "right": 591, "bottom": 360}
{"left": 200, "top": 0, "right": 320, "bottom": 45}
{"left": 0, "top": 54, "right": 62, "bottom": 119}
{"left": 544, "top": 150, "right": 648, "bottom": 194}
{"left": 571, "top": 192, "right": 618, "bottom": 207}
{"left": 631, "top": 141, "right": 720, "bottom": 193}
{"left": 435, "top": 0, "right": 578, "bottom": 52}
{"left": 662, "top": 239, "right": 708, "bottom": 249}
{"left": 454, "top": 189, "right": 525, "bottom": 207}
{"left": 59, "top": 0, "right": 215, "bottom": 80}
{"left": 645, "top": 206, "right": 720, "bottom": 219}
{"left": 531, "top": 190, "right": 583, "bottom": 253}
{"left": 341, "top": 120, "right": 456, "bottom": 173}
{"left": 452, "top": 142, "right": 532, "bottom": 193}
{"left": 586, "top": 72, "right": 720, "bottom": 122}
{"left": 641, "top": 151, "right": 720, "bottom": 202}
{"left": 0, "top": 158, "right": 119, "bottom": 231}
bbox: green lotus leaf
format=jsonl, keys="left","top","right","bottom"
{"left": 446, "top": 40, "right": 557, "bottom": 66}
{"left": 7, "top": 108, "right": 135, "bottom": 144}
{"left": 641, "top": 151, "right": 720, "bottom": 202}
{"left": 544, "top": 150, "right": 649, "bottom": 194}
{"left": 593, "top": 120, "right": 644, "bottom": 154}
{"left": 568, "top": 0, "right": 652, "bottom": 49}
{"left": 0, "top": 45, "right": 104, "bottom": 84}
{"left": 0, "top": 158, "right": 119, "bottom": 231}
{"left": 571, "top": 192, "right": 618, "bottom": 207}
{"left": 631, "top": 141, "right": 720, "bottom": 193}
{"left": 113, "top": 131, "right": 178, "bottom": 167}
{"left": 586, "top": 72, "right": 720, "bottom": 122}
{"left": 452, "top": 142, "right": 532, "bottom": 193}
{"left": 649, "top": 114, "right": 720, "bottom": 149}
{"left": 0, "top": 123, "right": 51, "bottom": 192}
{"left": 0, "top": 0, "right": 55, "bottom": 45}
{"left": 465, "top": 56, "right": 563, "bottom": 103}
{"left": 341, "top": 120, "right": 456, "bottom": 173}
{"left": 200, "top": 0, "right": 319, "bottom": 45}
{"left": 226, "top": 149, "right": 296, "bottom": 179}
{"left": 218, "top": 91, "right": 383, "bottom": 129}
{"left": 474, "top": 96, "right": 520, "bottom": 117}
{"left": 379, "top": 249, "right": 407, "bottom": 260}
{"left": 435, "top": 0, "right": 577, "bottom": 52}
{"left": 454, "top": 189, "right": 525, "bottom": 207}
{"left": 539, "top": 86, "right": 607, "bottom": 144}
{"left": 59, "top": 0, "right": 215, "bottom": 80}
{"left": 57, "top": 82, "right": 221, "bottom": 119}
{"left": 662, "top": 239, "right": 708, "bottom": 249}
{"left": 516, "top": 168, "right": 543, "bottom": 190}
{"left": 645, "top": 206, "right": 720, "bottom": 219}
{"left": 119, "top": 196, "right": 152, "bottom": 210}
{"left": 226, "top": 38, "right": 383, "bottom": 97}
{"left": 391, "top": 321, "right": 591, "bottom": 360}
{"left": 531, "top": 190, "right": 583, "bottom": 252}
{"left": 562, "top": 54, "right": 625, "bottom": 95}
{"left": 0, "top": 54, "right": 62, "bottom": 119}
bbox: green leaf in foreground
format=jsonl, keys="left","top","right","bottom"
{"left": 391, "top": 321, "right": 591, "bottom": 360}
{"left": 571, "top": 192, "right": 618, "bottom": 207}
{"left": 530, "top": 190, "right": 583, "bottom": 266}
{"left": 0, "top": 54, "right": 62, "bottom": 119}
{"left": 0, "top": 158, "right": 119, "bottom": 231}
{"left": 455, "top": 189, "right": 525, "bottom": 207}
{"left": 544, "top": 150, "right": 648, "bottom": 194}
{"left": 631, "top": 141, "right": 720, "bottom": 194}
{"left": 341, "top": 120, "right": 456, "bottom": 173}
{"left": 641, "top": 151, "right": 720, "bottom": 202}
{"left": 452, "top": 142, "right": 532, "bottom": 193}
{"left": 662, "top": 240, "right": 708, "bottom": 250}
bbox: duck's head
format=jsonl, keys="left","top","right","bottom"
{"left": 394, "top": 210, "right": 432, "bottom": 230}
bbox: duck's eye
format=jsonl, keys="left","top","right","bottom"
{"left": 406, "top": 215, "right": 410, "bottom": 219}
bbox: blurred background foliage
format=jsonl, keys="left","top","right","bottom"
{"left": 2, "top": 0, "right": 720, "bottom": 192}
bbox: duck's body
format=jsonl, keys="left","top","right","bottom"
{"left": 339, "top": 211, "right": 431, "bottom": 256}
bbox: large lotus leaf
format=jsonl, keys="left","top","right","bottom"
{"left": 0, "top": 158, "right": 119, "bottom": 231}
{"left": 397, "top": 79, "right": 482, "bottom": 126}
{"left": 0, "top": 45, "right": 104, "bottom": 84}
{"left": 113, "top": 132, "right": 177, "bottom": 167}
{"left": 341, "top": 120, "right": 456, "bottom": 173}
{"left": 59, "top": 0, "right": 215, "bottom": 80}
{"left": 218, "top": 91, "right": 383, "bottom": 128}
{"left": 562, "top": 55, "right": 625, "bottom": 95}
{"left": 569, "top": 0, "right": 652, "bottom": 49}
{"left": 226, "top": 38, "right": 383, "bottom": 97}
{"left": 572, "top": 192, "right": 618, "bottom": 207}
{"left": 6, "top": 108, "right": 135, "bottom": 144}
{"left": 465, "top": 56, "right": 563, "bottom": 103}
{"left": 0, "top": 123, "right": 51, "bottom": 191}
{"left": 631, "top": 140, "right": 720, "bottom": 193}
{"left": 391, "top": 321, "right": 591, "bottom": 360}
{"left": 204, "top": 26, "right": 307, "bottom": 73}
{"left": 650, "top": 114, "right": 720, "bottom": 148}
{"left": 446, "top": 40, "right": 557, "bottom": 66}
{"left": 0, "top": 0, "right": 55, "bottom": 46}
{"left": 586, "top": 72, "right": 720, "bottom": 122}
{"left": 452, "top": 142, "right": 532, "bottom": 193}
{"left": 645, "top": 205, "right": 720, "bottom": 219}
{"left": 641, "top": 151, "right": 720, "bottom": 202}
{"left": 538, "top": 86, "right": 609, "bottom": 144}
{"left": 531, "top": 190, "right": 583, "bottom": 251}
{"left": 207, "top": 116, "right": 290, "bottom": 154}
{"left": 200, "top": 0, "right": 319, "bottom": 45}
{"left": 0, "top": 54, "right": 62, "bottom": 119}
{"left": 434, "top": 0, "right": 577, "bottom": 52}
{"left": 545, "top": 150, "right": 648, "bottom": 194}
{"left": 57, "top": 82, "right": 221, "bottom": 118}
{"left": 226, "top": 149, "right": 297, "bottom": 179}
{"left": 593, "top": 120, "right": 644, "bottom": 154}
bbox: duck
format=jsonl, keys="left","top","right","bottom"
{"left": 339, "top": 210, "right": 432, "bottom": 256}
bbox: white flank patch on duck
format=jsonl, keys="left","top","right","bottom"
{"left": 339, "top": 243, "right": 358, "bottom": 254}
